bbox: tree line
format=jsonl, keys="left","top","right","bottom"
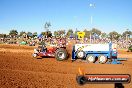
{"left": 0, "top": 28, "right": 131, "bottom": 41}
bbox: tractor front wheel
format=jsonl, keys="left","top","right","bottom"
{"left": 33, "top": 53, "right": 37, "bottom": 58}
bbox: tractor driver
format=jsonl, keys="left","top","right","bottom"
{"left": 43, "top": 44, "right": 47, "bottom": 52}
{"left": 41, "top": 40, "right": 47, "bottom": 52}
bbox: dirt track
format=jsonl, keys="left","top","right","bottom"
{"left": 0, "top": 44, "right": 132, "bottom": 88}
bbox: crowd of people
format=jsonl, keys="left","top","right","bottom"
{"left": 76, "top": 37, "right": 132, "bottom": 49}
{"left": 0, "top": 36, "right": 131, "bottom": 49}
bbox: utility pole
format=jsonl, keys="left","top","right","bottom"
{"left": 89, "top": 3, "right": 95, "bottom": 44}
{"left": 125, "top": 29, "right": 130, "bottom": 48}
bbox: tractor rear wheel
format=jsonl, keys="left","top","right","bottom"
{"left": 55, "top": 48, "right": 68, "bottom": 61}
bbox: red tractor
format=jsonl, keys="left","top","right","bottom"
{"left": 32, "top": 38, "right": 68, "bottom": 61}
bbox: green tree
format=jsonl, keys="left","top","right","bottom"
{"left": 83, "top": 29, "right": 91, "bottom": 38}
{"left": 47, "top": 31, "right": 52, "bottom": 37}
{"left": 109, "top": 31, "right": 119, "bottom": 41}
{"left": 41, "top": 32, "right": 46, "bottom": 36}
{"left": 27, "top": 32, "right": 33, "bottom": 37}
{"left": 0, "top": 34, "right": 6, "bottom": 38}
{"left": 91, "top": 28, "right": 101, "bottom": 36}
{"left": 20, "top": 31, "right": 26, "bottom": 36}
{"left": 122, "top": 29, "right": 132, "bottom": 39}
{"left": 58, "top": 30, "right": 65, "bottom": 36}
{"left": 33, "top": 32, "right": 37, "bottom": 37}
{"left": 54, "top": 31, "right": 60, "bottom": 37}
{"left": 101, "top": 32, "right": 107, "bottom": 38}
{"left": 9, "top": 29, "right": 18, "bottom": 37}
{"left": 66, "top": 29, "right": 73, "bottom": 37}
{"left": 41, "top": 31, "right": 52, "bottom": 38}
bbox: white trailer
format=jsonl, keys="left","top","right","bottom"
{"left": 72, "top": 43, "right": 119, "bottom": 64}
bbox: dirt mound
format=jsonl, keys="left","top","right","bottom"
{"left": 0, "top": 44, "right": 132, "bottom": 88}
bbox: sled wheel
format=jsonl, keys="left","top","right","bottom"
{"left": 76, "top": 51, "right": 85, "bottom": 59}
{"left": 98, "top": 55, "right": 107, "bottom": 64}
{"left": 86, "top": 55, "right": 96, "bottom": 63}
